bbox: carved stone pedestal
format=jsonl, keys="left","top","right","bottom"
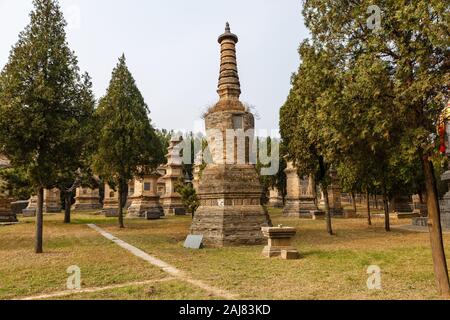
{"left": 261, "top": 226, "right": 300, "bottom": 260}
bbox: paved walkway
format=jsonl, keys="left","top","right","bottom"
{"left": 87, "top": 224, "right": 237, "bottom": 300}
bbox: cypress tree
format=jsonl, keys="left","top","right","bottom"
{"left": 0, "top": 0, "right": 93, "bottom": 253}
{"left": 93, "top": 55, "right": 163, "bottom": 228}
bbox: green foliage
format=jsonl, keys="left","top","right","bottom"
{"left": 155, "top": 129, "right": 173, "bottom": 164}
{"left": 256, "top": 136, "right": 287, "bottom": 201}
{"left": 302, "top": 0, "right": 449, "bottom": 155}
{"left": 0, "top": 0, "right": 94, "bottom": 192}
{"left": 280, "top": 42, "right": 336, "bottom": 186}
{"left": 0, "top": 167, "right": 33, "bottom": 200}
{"left": 175, "top": 182, "right": 199, "bottom": 216}
{"left": 93, "top": 55, "right": 164, "bottom": 192}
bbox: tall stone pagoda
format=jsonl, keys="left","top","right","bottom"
{"left": 190, "top": 23, "right": 271, "bottom": 247}
{"left": 72, "top": 187, "right": 101, "bottom": 211}
{"left": 127, "top": 171, "right": 163, "bottom": 218}
{"left": 160, "top": 137, "right": 185, "bottom": 215}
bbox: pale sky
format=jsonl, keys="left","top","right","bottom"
{"left": 0, "top": 0, "right": 308, "bottom": 134}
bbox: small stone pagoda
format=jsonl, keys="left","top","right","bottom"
{"left": 23, "top": 195, "right": 38, "bottom": 217}
{"left": 284, "top": 161, "right": 322, "bottom": 218}
{"left": 268, "top": 187, "right": 283, "bottom": 208}
{"left": 390, "top": 195, "right": 415, "bottom": 219}
{"left": 43, "top": 188, "right": 61, "bottom": 213}
{"left": 102, "top": 183, "right": 120, "bottom": 217}
{"left": 22, "top": 189, "right": 61, "bottom": 216}
{"left": 190, "top": 23, "right": 271, "bottom": 247}
{"left": 72, "top": 187, "right": 101, "bottom": 211}
{"left": 160, "top": 137, "right": 185, "bottom": 215}
{"left": 127, "top": 171, "right": 163, "bottom": 218}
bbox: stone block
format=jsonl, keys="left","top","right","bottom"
{"left": 11, "top": 200, "right": 28, "bottom": 215}
{"left": 261, "top": 226, "right": 299, "bottom": 259}
{"left": 281, "top": 250, "right": 300, "bottom": 260}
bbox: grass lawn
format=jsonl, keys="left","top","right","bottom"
{"left": 1, "top": 207, "right": 449, "bottom": 300}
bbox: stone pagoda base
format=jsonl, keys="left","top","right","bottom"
{"left": 161, "top": 197, "right": 185, "bottom": 216}
{"left": 268, "top": 188, "right": 283, "bottom": 208}
{"left": 22, "top": 196, "right": 38, "bottom": 217}
{"left": 191, "top": 165, "right": 271, "bottom": 247}
{"left": 0, "top": 197, "right": 18, "bottom": 223}
{"left": 127, "top": 196, "right": 163, "bottom": 218}
{"left": 72, "top": 188, "right": 101, "bottom": 211}
{"left": 191, "top": 205, "right": 270, "bottom": 247}
{"left": 390, "top": 195, "right": 414, "bottom": 219}
{"left": 72, "top": 202, "right": 102, "bottom": 211}
{"left": 268, "top": 197, "right": 284, "bottom": 208}
{"left": 102, "top": 199, "right": 119, "bottom": 217}
{"left": 283, "top": 196, "right": 323, "bottom": 219}
{"left": 43, "top": 204, "right": 61, "bottom": 214}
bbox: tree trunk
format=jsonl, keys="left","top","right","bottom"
{"left": 375, "top": 194, "right": 378, "bottom": 209}
{"left": 118, "top": 182, "right": 125, "bottom": 229}
{"left": 322, "top": 185, "right": 333, "bottom": 236}
{"left": 35, "top": 187, "right": 44, "bottom": 254}
{"left": 366, "top": 190, "right": 372, "bottom": 226}
{"left": 351, "top": 192, "right": 357, "bottom": 215}
{"left": 64, "top": 192, "right": 71, "bottom": 224}
{"left": 382, "top": 192, "right": 390, "bottom": 232}
{"left": 422, "top": 157, "right": 450, "bottom": 298}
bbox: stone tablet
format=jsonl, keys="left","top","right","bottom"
{"left": 184, "top": 235, "right": 203, "bottom": 249}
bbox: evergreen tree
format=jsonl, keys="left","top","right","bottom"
{"left": 54, "top": 72, "right": 97, "bottom": 224}
{"left": 93, "top": 55, "right": 163, "bottom": 228}
{"left": 280, "top": 43, "right": 339, "bottom": 235}
{"left": 302, "top": 0, "right": 450, "bottom": 296}
{"left": 0, "top": 0, "right": 93, "bottom": 253}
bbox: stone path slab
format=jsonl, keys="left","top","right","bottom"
{"left": 87, "top": 224, "right": 237, "bottom": 300}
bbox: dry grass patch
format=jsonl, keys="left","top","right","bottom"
{"left": 0, "top": 214, "right": 166, "bottom": 300}
{"left": 99, "top": 209, "right": 449, "bottom": 300}
{"left": 1, "top": 208, "right": 449, "bottom": 300}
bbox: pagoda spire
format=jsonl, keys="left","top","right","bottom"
{"left": 217, "top": 22, "right": 241, "bottom": 100}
